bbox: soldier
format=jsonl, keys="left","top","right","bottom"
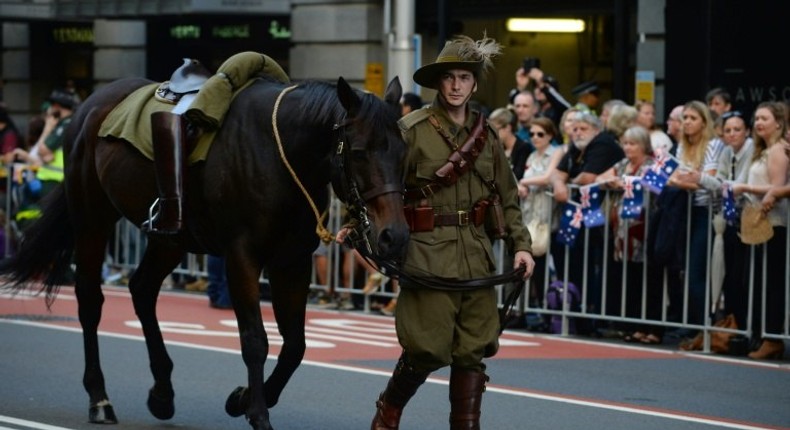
{"left": 345, "top": 34, "right": 535, "bottom": 430}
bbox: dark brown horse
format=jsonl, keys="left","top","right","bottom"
{"left": 1, "top": 75, "right": 409, "bottom": 429}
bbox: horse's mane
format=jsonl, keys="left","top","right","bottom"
{"left": 298, "top": 80, "right": 394, "bottom": 132}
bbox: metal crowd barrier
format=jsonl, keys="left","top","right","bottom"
{"left": 3, "top": 165, "right": 788, "bottom": 352}
{"left": 511, "top": 185, "right": 790, "bottom": 353}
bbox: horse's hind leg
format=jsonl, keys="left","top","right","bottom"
{"left": 127, "top": 239, "right": 185, "bottom": 420}
{"left": 73, "top": 226, "right": 119, "bottom": 423}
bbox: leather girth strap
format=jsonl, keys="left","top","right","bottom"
{"left": 404, "top": 112, "right": 487, "bottom": 201}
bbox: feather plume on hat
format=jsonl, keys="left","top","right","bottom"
{"left": 414, "top": 33, "right": 503, "bottom": 89}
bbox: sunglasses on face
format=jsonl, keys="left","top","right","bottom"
{"left": 530, "top": 131, "right": 546, "bottom": 138}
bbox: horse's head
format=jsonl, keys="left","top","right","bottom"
{"left": 331, "top": 77, "right": 409, "bottom": 262}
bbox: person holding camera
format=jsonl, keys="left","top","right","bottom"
{"left": 509, "top": 57, "right": 572, "bottom": 133}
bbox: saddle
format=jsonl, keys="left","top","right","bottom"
{"left": 155, "top": 59, "right": 212, "bottom": 104}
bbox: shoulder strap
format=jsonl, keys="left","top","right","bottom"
{"left": 398, "top": 107, "right": 431, "bottom": 133}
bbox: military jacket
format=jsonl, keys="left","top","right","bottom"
{"left": 398, "top": 99, "right": 531, "bottom": 281}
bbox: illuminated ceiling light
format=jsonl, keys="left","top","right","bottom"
{"left": 506, "top": 18, "right": 585, "bottom": 33}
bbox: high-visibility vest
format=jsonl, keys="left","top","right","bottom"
{"left": 35, "top": 148, "right": 64, "bottom": 182}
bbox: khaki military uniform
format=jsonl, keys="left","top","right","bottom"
{"left": 395, "top": 98, "right": 531, "bottom": 372}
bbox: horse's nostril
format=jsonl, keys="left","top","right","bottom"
{"left": 378, "top": 229, "right": 394, "bottom": 249}
{"left": 378, "top": 227, "right": 409, "bottom": 260}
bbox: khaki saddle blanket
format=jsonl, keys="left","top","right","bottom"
{"left": 98, "top": 52, "right": 289, "bottom": 164}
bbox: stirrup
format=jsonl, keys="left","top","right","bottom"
{"left": 141, "top": 198, "right": 161, "bottom": 233}
{"left": 142, "top": 198, "right": 181, "bottom": 235}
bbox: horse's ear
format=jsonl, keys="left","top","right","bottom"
{"left": 383, "top": 77, "right": 403, "bottom": 106}
{"left": 337, "top": 77, "right": 361, "bottom": 117}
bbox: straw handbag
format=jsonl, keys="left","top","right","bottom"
{"left": 740, "top": 204, "right": 773, "bottom": 245}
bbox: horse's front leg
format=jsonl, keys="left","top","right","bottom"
{"left": 128, "top": 241, "right": 185, "bottom": 420}
{"left": 262, "top": 256, "right": 311, "bottom": 407}
{"left": 224, "top": 256, "right": 311, "bottom": 421}
{"left": 226, "top": 251, "right": 272, "bottom": 430}
{"left": 74, "top": 234, "right": 117, "bottom": 424}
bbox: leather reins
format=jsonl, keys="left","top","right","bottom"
{"left": 271, "top": 85, "right": 401, "bottom": 248}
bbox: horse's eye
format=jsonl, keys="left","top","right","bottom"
{"left": 351, "top": 149, "right": 367, "bottom": 161}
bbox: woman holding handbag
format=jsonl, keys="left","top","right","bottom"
{"left": 518, "top": 116, "right": 563, "bottom": 310}
{"left": 732, "top": 101, "right": 789, "bottom": 360}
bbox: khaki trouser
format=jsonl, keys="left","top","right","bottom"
{"left": 395, "top": 285, "right": 500, "bottom": 373}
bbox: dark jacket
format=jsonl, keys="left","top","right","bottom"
{"left": 647, "top": 186, "right": 688, "bottom": 269}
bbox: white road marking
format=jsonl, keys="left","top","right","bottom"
{"left": 0, "top": 415, "right": 76, "bottom": 430}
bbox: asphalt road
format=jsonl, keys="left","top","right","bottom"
{"left": 1, "top": 287, "right": 789, "bottom": 430}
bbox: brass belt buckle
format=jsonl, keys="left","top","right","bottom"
{"left": 457, "top": 210, "right": 469, "bottom": 226}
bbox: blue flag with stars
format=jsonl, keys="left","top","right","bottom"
{"left": 620, "top": 175, "right": 644, "bottom": 219}
{"left": 641, "top": 155, "right": 679, "bottom": 194}
{"left": 580, "top": 184, "right": 605, "bottom": 227}
{"left": 722, "top": 182, "right": 738, "bottom": 223}
{"left": 557, "top": 203, "right": 584, "bottom": 247}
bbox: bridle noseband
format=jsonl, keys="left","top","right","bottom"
{"left": 330, "top": 118, "right": 403, "bottom": 254}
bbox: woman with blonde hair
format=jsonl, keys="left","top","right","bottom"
{"left": 669, "top": 100, "right": 724, "bottom": 335}
{"left": 732, "top": 101, "right": 789, "bottom": 359}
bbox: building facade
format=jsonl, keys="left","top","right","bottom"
{"left": 1, "top": 0, "right": 785, "bottom": 140}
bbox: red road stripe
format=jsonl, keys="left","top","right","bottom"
{"left": 2, "top": 285, "right": 672, "bottom": 362}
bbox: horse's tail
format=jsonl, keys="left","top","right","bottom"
{"left": 0, "top": 183, "right": 74, "bottom": 305}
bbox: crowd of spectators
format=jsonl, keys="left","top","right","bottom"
{"left": 492, "top": 62, "right": 789, "bottom": 360}
{"left": 4, "top": 70, "right": 787, "bottom": 361}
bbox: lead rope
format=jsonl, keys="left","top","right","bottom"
{"left": 272, "top": 85, "right": 335, "bottom": 244}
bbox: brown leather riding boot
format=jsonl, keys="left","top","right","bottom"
{"left": 449, "top": 367, "right": 488, "bottom": 430}
{"left": 371, "top": 356, "right": 430, "bottom": 430}
{"left": 143, "top": 111, "right": 187, "bottom": 235}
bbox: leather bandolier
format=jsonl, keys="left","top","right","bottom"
{"left": 403, "top": 113, "right": 488, "bottom": 232}
{"left": 404, "top": 112, "right": 487, "bottom": 202}
{"left": 403, "top": 112, "right": 507, "bottom": 238}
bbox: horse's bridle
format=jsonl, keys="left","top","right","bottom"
{"left": 329, "top": 117, "right": 403, "bottom": 254}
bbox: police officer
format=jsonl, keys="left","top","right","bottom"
{"left": 363, "top": 34, "right": 535, "bottom": 430}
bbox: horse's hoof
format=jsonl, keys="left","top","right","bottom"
{"left": 89, "top": 400, "right": 118, "bottom": 424}
{"left": 147, "top": 387, "right": 175, "bottom": 420}
{"left": 248, "top": 414, "right": 274, "bottom": 430}
{"left": 225, "top": 386, "right": 249, "bottom": 417}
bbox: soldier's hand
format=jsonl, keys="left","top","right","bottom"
{"left": 514, "top": 250, "right": 535, "bottom": 280}
{"left": 335, "top": 227, "right": 352, "bottom": 245}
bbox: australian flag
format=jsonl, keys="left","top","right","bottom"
{"left": 722, "top": 182, "right": 738, "bottom": 223}
{"left": 557, "top": 203, "right": 584, "bottom": 247}
{"left": 620, "top": 175, "right": 644, "bottom": 219}
{"left": 641, "top": 153, "right": 680, "bottom": 194}
{"left": 580, "top": 183, "right": 605, "bottom": 227}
